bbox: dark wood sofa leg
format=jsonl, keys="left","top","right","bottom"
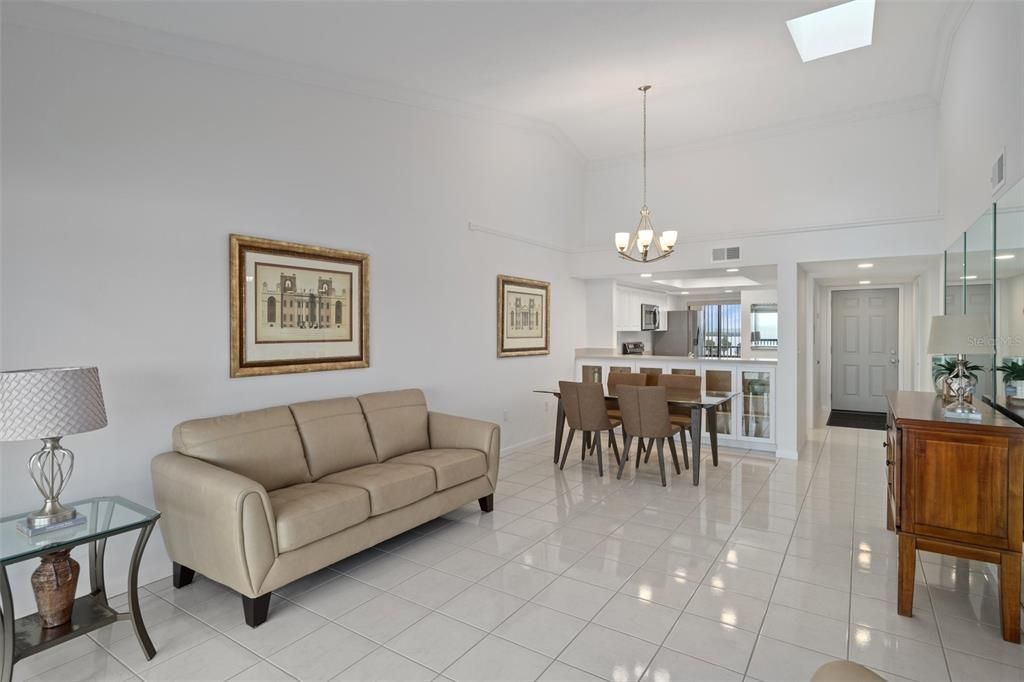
{"left": 243, "top": 594, "right": 272, "bottom": 628}
{"left": 173, "top": 562, "right": 195, "bottom": 589}
{"left": 478, "top": 494, "right": 494, "bottom": 513}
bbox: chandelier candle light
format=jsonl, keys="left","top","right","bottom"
{"left": 0, "top": 367, "right": 108, "bottom": 533}
{"left": 615, "top": 85, "right": 677, "bottom": 263}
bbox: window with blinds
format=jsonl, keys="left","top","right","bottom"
{"left": 702, "top": 303, "right": 742, "bottom": 358}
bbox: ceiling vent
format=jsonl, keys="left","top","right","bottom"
{"left": 711, "top": 246, "right": 741, "bottom": 263}
{"left": 992, "top": 148, "right": 1005, "bottom": 194}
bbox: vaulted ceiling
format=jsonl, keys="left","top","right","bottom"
{"left": 41, "top": 0, "right": 967, "bottom": 160}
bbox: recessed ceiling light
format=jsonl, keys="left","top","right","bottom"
{"left": 996, "top": 254, "right": 1016, "bottom": 260}
{"left": 726, "top": 268, "right": 739, "bottom": 273}
{"left": 857, "top": 263, "right": 874, "bottom": 269}
{"left": 859, "top": 280, "right": 871, "bottom": 285}
{"left": 724, "top": 289, "right": 734, "bottom": 293}
{"left": 640, "top": 273, "right": 652, "bottom": 278}
{"left": 787, "top": 0, "right": 875, "bottom": 63}
{"left": 960, "top": 275, "right": 978, "bottom": 280}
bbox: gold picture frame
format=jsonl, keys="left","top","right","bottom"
{"left": 230, "top": 234, "right": 369, "bottom": 377}
{"left": 497, "top": 275, "right": 550, "bottom": 357}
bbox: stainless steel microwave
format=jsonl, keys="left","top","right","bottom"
{"left": 641, "top": 304, "right": 660, "bottom": 331}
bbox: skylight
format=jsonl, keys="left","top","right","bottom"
{"left": 787, "top": 0, "right": 876, "bottom": 63}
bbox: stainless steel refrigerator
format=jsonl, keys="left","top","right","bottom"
{"left": 652, "top": 310, "right": 702, "bottom": 356}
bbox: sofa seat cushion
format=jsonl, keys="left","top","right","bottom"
{"left": 320, "top": 463, "right": 435, "bottom": 515}
{"left": 389, "top": 448, "right": 487, "bottom": 490}
{"left": 268, "top": 483, "right": 370, "bottom": 552}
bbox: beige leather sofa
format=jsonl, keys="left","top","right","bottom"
{"left": 151, "top": 389, "right": 499, "bottom": 627}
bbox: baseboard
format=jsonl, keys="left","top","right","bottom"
{"left": 501, "top": 433, "right": 551, "bottom": 455}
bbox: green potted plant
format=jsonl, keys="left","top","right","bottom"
{"left": 932, "top": 357, "right": 984, "bottom": 402}
{"left": 996, "top": 358, "right": 1024, "bottom": 404}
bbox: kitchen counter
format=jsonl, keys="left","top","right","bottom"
{"left": 575, "top": 348, "right": 777, "bottom": 364}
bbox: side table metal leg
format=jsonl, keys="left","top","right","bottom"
{"left": 1, "top": 566, "right": 14, "bottom": 682}
{"left": 128, "top": 523, "right": 157, "bottom": 660}
{"left": 90, "top": 538, "right": 109, "bottom": 606}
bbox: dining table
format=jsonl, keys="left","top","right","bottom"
{"left": 534, "top": 386, "right": 739, "bottom": 486}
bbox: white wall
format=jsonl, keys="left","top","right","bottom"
{"left": 584, "top": 105, "right": 940, "bottom": 247}
{"left": 940, "top": 1, "right": 1024, "bottom": 244}
{"left": 0, "top": 20, "right": 585, "bottom": 611}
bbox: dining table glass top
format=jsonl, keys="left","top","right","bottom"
{"left": 534, "top": 386, "right": 739, "bottom": 408}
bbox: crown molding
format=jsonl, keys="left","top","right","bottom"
{"left": 588, "top": 94, "right": 939, "bottom": 169}
{"left": 3, "top": 1, "right": 587, "bottom": 164}
{"left": 471, "top": 211, "right": 944, "bottom": 257}
{"left": 577, "top": 212, "right": 944, "bottom": 253}
{"left": 467, "top": 222, "right": 574, "bottom": 254}
{"left": 930, "top": 1, "right": 974, "bottom": 103}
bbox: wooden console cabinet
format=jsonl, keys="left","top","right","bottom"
{"left": 886, "top": 391, "right": 1023, "bottom": 643}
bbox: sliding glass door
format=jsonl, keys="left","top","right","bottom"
{"left": 702, "top": 303, "right": 742, "bottom": 358}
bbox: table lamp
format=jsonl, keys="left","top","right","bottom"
{"left": 0, "top": 367, "right": 107, "bottom": 529}
{"left": 927, "top": 315, "right": 991, "bottom": 419}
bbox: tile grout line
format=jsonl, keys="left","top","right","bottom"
{"left": 526, "top": 445, "right": 753, "bottom": 681}
{"left": 633, "top": 447, "right": 780, "bottom": 681}
{"left": 739, "top": 428, "right": 830, "bottom": 679}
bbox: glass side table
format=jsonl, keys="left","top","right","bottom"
{"left": 0, "top": 496, "right": 160, "bottom": 682}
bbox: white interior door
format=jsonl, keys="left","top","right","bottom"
{"left": 831, "top": 288, "right": 899, "bottom": 412}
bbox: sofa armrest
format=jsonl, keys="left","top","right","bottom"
{"left": 428, "top": 412, "right": 500, "bottom": 488}
{"left": 151, "top": 451, "right": 277, "bottom": 597}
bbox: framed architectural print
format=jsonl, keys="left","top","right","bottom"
{"left": 497, "top": 275, "right": 550, "bottom": 357}
{"left": 230, "top": 234, "right": 369, "bottom": 377}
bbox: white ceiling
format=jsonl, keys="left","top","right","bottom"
{"left": 42, "top": 0, "right": 966, "bottom": 160}
{"left": 616, "top": 264, "right": 778, "bottom": 295}
{"left": 800, "top": 255, "right": 940, "bottom": 286}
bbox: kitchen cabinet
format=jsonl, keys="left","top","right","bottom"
{"left": 614, "top": 285, "right": 668, "bottom": 332}
{"left": 740, "top": 369, "right": 774, "bottom": 441}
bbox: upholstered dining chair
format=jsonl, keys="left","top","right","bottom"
{"left": 655, "top": 374, "right": 701, "bottom": 468}
{"left": 607, "top": 372, "right": 649, "bottom": 455}
{"left": 615, "top": 384, "right": 683, "bottom": 486}
{"left": 558, "top": 381, "right": 620, "bottom": 477}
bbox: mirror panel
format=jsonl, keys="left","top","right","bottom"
{"left": 995, "top": 179, "right": 1024, "bottom": 409}
{"left": 964, "top": 208, "right": 996, "bottom": 399}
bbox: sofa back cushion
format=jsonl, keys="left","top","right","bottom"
{"left": 290, "top": 397, "right": 377, "bottom": 478}
{"left": 172, "top": 406, "right": 311, "bottom": 491}
{"left": 357, "top": 389, "right": 429, "bottom": 460}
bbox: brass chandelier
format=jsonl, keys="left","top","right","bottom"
{"left": 615, "top": 85, "right": 676, "bottom": 263}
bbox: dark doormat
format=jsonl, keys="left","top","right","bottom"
{"left": 827, "top": 410, "right": 886, "bottom": 431}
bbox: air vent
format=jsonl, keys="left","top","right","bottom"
{"left": 711, "top": 246, "right": 741, "bottom": 263}
{"left": 992, "top": 149, "right": 1005, "bottom": 193}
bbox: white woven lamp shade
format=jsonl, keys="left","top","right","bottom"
{"left": 0, "top": 367, "right": 107, "bottom": 530}
{"left": 0, "top": 367, "right": 107, "bottom": 441}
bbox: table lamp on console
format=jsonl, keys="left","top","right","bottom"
{"left": 927, "top": 314, "right": 992, "bottom": 420}
{"left": 0, "top": 367, "right": 107, "bottom": 627}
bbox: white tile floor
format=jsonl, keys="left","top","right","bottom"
{"left": 16, "top": 426, "right": 1024, "bottom": 681}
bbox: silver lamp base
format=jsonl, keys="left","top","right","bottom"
{"left": 26, "top": 499, "right": 77, "bottom": 529}
{"left": 25, "top": 437, "right": 77, "bottom": 528}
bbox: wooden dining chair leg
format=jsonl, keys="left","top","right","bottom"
{"left": 655, "top": 438, "right": 668, "bottom": 487}
{"left": 595, "top": 435, "right": 604, "bottom": 477}
{"left": 559, "top": 429, "right": 576, "bottom": 470}
{"left": 667, "top": 436, "right": 681, "bottom": 475}
{"left": 679, "top": 431, "right": 690, "bottom": 470}
{"left": 608, "top": 430, "right": 620, "bottom": 465}
{"left": 618, "top": 435, "right": 633, "bottom": 479}
{"left": 643, "top": 438, "right": 654, "bottom": 463}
